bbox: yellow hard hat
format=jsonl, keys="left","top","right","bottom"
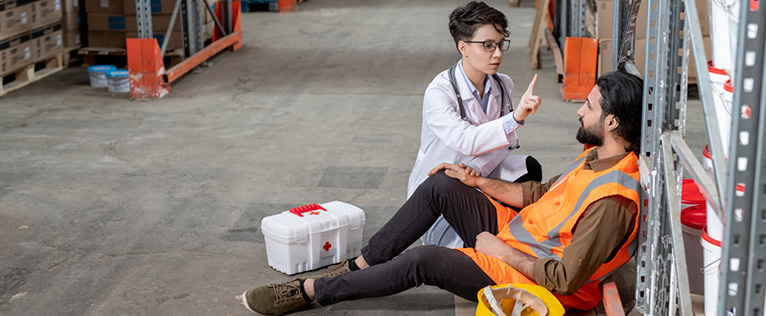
{"left": 476, "top": 284, "right": 565, "bottom": 316}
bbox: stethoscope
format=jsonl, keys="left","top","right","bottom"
{"left": 447, "top": 62, "right": 520, "bottom": 150}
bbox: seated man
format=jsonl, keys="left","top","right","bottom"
{"left": 242, "top": 71, "right": 644, "bottom": 315}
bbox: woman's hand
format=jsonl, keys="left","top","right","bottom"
{"left": 513, "top": 74, "right": 541, "bottom": 123}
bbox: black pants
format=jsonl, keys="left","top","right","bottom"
{"left": 314, "top": 172, "right": 507, "bottom": 304}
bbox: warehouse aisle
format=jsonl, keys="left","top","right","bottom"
{"left": 0, "top": 0, "right": 708, "bottom": 315}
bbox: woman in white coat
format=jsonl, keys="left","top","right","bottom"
{"left": 409, "top": 1, "right": 543, "bottom": 248}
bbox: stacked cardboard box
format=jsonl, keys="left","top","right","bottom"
{"left": 62, "top": 0, "right": 79, "bottom": 47}
{"left": 1, "top": 0, "right": 63, "bottom": 76}
{"left": 87, "top": 0, "right": 212, "bottom": 49}
{"left": 587, "top": 0, "right": 711, "bottom": 79}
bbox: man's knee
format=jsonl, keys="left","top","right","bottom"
{"left": 421, "top": 171, "right": 469, "bottom": 195}
{"left": 401, "top": 245, "right": 449, "bottom": 270}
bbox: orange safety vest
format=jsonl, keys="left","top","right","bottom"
{"left": 458, "top": 148, "right": 641, "bottom": 310}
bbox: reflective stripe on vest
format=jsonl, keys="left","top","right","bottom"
{"left": 507, "top": 165, "right": 641, "bottom": 260}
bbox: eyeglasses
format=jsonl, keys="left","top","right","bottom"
{"left": 463, "top": 39, "right": 511, "bottom": 52}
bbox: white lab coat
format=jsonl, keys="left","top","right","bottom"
{"left": 408, "top": 63, "right": 530, "bottom": 248}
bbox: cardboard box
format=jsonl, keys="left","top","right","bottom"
{"left": 31, "top": 0, "right": 63, "bottom": 29}
{"left": 62, "top": 0, "right": 78, "bottom": 14}
{"left": 0, "top": 36, "right": 10, "bottom": 75}
{"left": 126, "top": 30, "right": 180, "bottom": 49}
{"left": 0, "top": 2, "right": 31, "bottom": 39}
{"left": 85, "top": 0, "right": 123, "bottom": 13}
{"left": 7, "top": 31, "right": 33, "bottom": 71}
{"left": 598, "top": 36, "right": 711, "bottom": 79}
{"left": 125, "top": 14, "right": 180, "bottom": 32}
{"left": 124, "top": 0, "right": 175, "bottom": 14}
{"left": 593, "top": 0, "right": 709, "bottom": 40}
{"left": 87, "top": 29, "right": 124, "bottom": 47}
{"left": 63, "top": 28, "right": 79, "bottom": 46}
{"left": 86, "top": 12, "right": 124, "bottom": 30}
{"left": 62, "top": 11, "right": 78, "bottom": 31}
{"left": 31, "top": 21, "right": 62, "bottom": 59}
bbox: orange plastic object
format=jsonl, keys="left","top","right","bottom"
{"left": 278, "top": 0, "right": 297, "bottom": 11}
{"left": 601, "top": 278, "right": 625, "bottom": 316}
{"left": 214, "top": 0, "right": 242, "bottom": 47}
{"left": 561, "top": 37, "right": 598, "bottom": 102}
{"left": 127, "top": 38, "right": 171, "bottom": 100}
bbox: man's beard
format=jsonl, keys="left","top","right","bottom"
{"left": 576, "top": 118, "right": 605, "bottom": 147}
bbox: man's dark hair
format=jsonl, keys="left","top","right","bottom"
{"left": 448, "top": 2, "right": 509, "bottom": 52}
{"left": 596, "top": 71, "right": 644, "bottom": 155}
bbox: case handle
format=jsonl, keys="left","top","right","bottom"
{"left": 289, "top": 203, "right": 327, "bottom": 217}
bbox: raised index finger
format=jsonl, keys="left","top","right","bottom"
{"left": 524, "top": 74, "right": 539, "bottom": 95}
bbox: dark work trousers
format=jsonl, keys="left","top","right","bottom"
{"left": 313, "top": 171, "right": 509, "bottom": 305}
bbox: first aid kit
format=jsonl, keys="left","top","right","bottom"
{"left": 260, "top": 201, "right": 366, "bottom": 275}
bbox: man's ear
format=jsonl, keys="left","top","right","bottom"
{"left": 607, "top": 114, "right": 619, "bottom": 131}
{"left": 458, "top": 41, "right": 467, "bottom": 56}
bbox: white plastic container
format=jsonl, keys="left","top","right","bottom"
{"left": 681, "top": 204, "right": 706, "bottom": 295}
{"left": 701, "top": 227, "right": 722, "bottom": 316}
{"left": 709, "top": 0, "right": 733, "bottom": 70}
{"left": 702, "top": 145, "right": 725, "bottom": 241}
{"left": 709, "top": 61, "right": 732, "bottom": 156}
{"left": 106, "top": 69, "right": 130, "bottom": 93}
{"left": 261, "top": 201, "right": 365, "bottom": 275}
{"left": 88, "top": 65, "right": 116, "bottom": 88}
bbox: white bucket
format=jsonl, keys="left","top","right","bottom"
{"left": 709, "top": 0, "right": 733, "bottom": 70}
{"left": 87, "top": 65, "right": 116, "bottom": 88}
{"left": 725, "top": 0, "right": 740, "bottom": 75}
{"left": 710, "top": 62, "right": 732, "bottom": 157}
{"left": 682, "top": 204, "right": 706, "bottom": 295}
{"left": 106, "top": 69, "right": 130, "bottom": 93}
{"left": 701, "top": 227, "right": 722, "bottom": 316}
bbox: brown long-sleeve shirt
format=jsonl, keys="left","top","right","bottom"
{"left": 521, "top": 150, "right": 638, "bottom": 295}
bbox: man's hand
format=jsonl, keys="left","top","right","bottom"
{"left": 513, "top": 74, "right": 541, "bottom": 123}
{"left": 475, "top": 231, "right": 537, "bottom": 280}
{"left": 428, "top": 163, "right": 480, "bottom": 187}
{"left": 475, "top": 231, "right": 512, "bottom": 262}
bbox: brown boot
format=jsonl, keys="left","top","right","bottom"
{"left": 312, "top": 260, "right": 353, "bottom": 279}
{"left": 242, "top": 279, "right": 311, "bottom": 315}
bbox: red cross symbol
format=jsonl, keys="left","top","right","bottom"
{"left": 309, "top": 211, "right": 320, "bottom": 216}
{"left": 323, "top": 242, "right": 332, "bottom": 251}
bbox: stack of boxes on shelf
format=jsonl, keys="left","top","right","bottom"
{"left": 86, "top": 0, "right": 214, "bottom": 49}
{"left": 62, "top": 0, "right": 79, "bottom": 48}
{"left": 1, "top": 0, "right": 63, "bottom": 76}
{"left": 586, "top": 0, "right": 711, "bottom": 81}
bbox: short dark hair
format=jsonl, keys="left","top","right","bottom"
{"left": 595, "top": 71, "right": 644, "bottom": 155}
{"left": 449, "top": 2, "right": 509, "bottom": 51}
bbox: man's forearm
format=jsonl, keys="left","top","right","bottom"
{"left": 476, "top": 177, "right": 524, "bottom": 207}
{"left": 500, "top": 246, "right": 537, "bottom": 281}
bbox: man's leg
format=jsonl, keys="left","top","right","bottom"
{"left": 314, "top": 246, "right": 495, "bottom": 305}
{"left": 361, "top": 171, "right": 501, "bottom": 265}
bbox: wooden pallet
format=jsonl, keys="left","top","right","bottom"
{"left": 78, "top": 47, "right": 184, "bottom": 69}
{"left": 0, "top": 53, "right": 64, "bottom": 97}
{"left": 62, "top": 45, "right": 83, "bottom": 68}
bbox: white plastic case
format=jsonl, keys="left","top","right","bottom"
{"left": 260, "top": 201, "right": 365, "bottom": 275}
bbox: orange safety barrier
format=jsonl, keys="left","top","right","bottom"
{"left": 561, "top": 37, "right": 598, "bottom": 102}
{"left": 128, "top": 1, "right": 242, "bottom": 100}
{"left": 127, "top": 38, "right": 171, "bottom": 100}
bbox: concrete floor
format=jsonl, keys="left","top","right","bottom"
{"left": 0, "top": 0, "right": 709, "bottom": 315}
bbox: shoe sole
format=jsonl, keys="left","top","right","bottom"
{"left": 242, "top": 290, "right": 257, "bottom": 314}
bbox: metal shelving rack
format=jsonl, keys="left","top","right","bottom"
{"left": 718, "top": 1, "right": 766, "bottom": 315}
{"left": 613, "top": 0, "right": 766, "bottom": 312}
{"left": 129, "top": 0, "right": 242, "bottom": 99}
